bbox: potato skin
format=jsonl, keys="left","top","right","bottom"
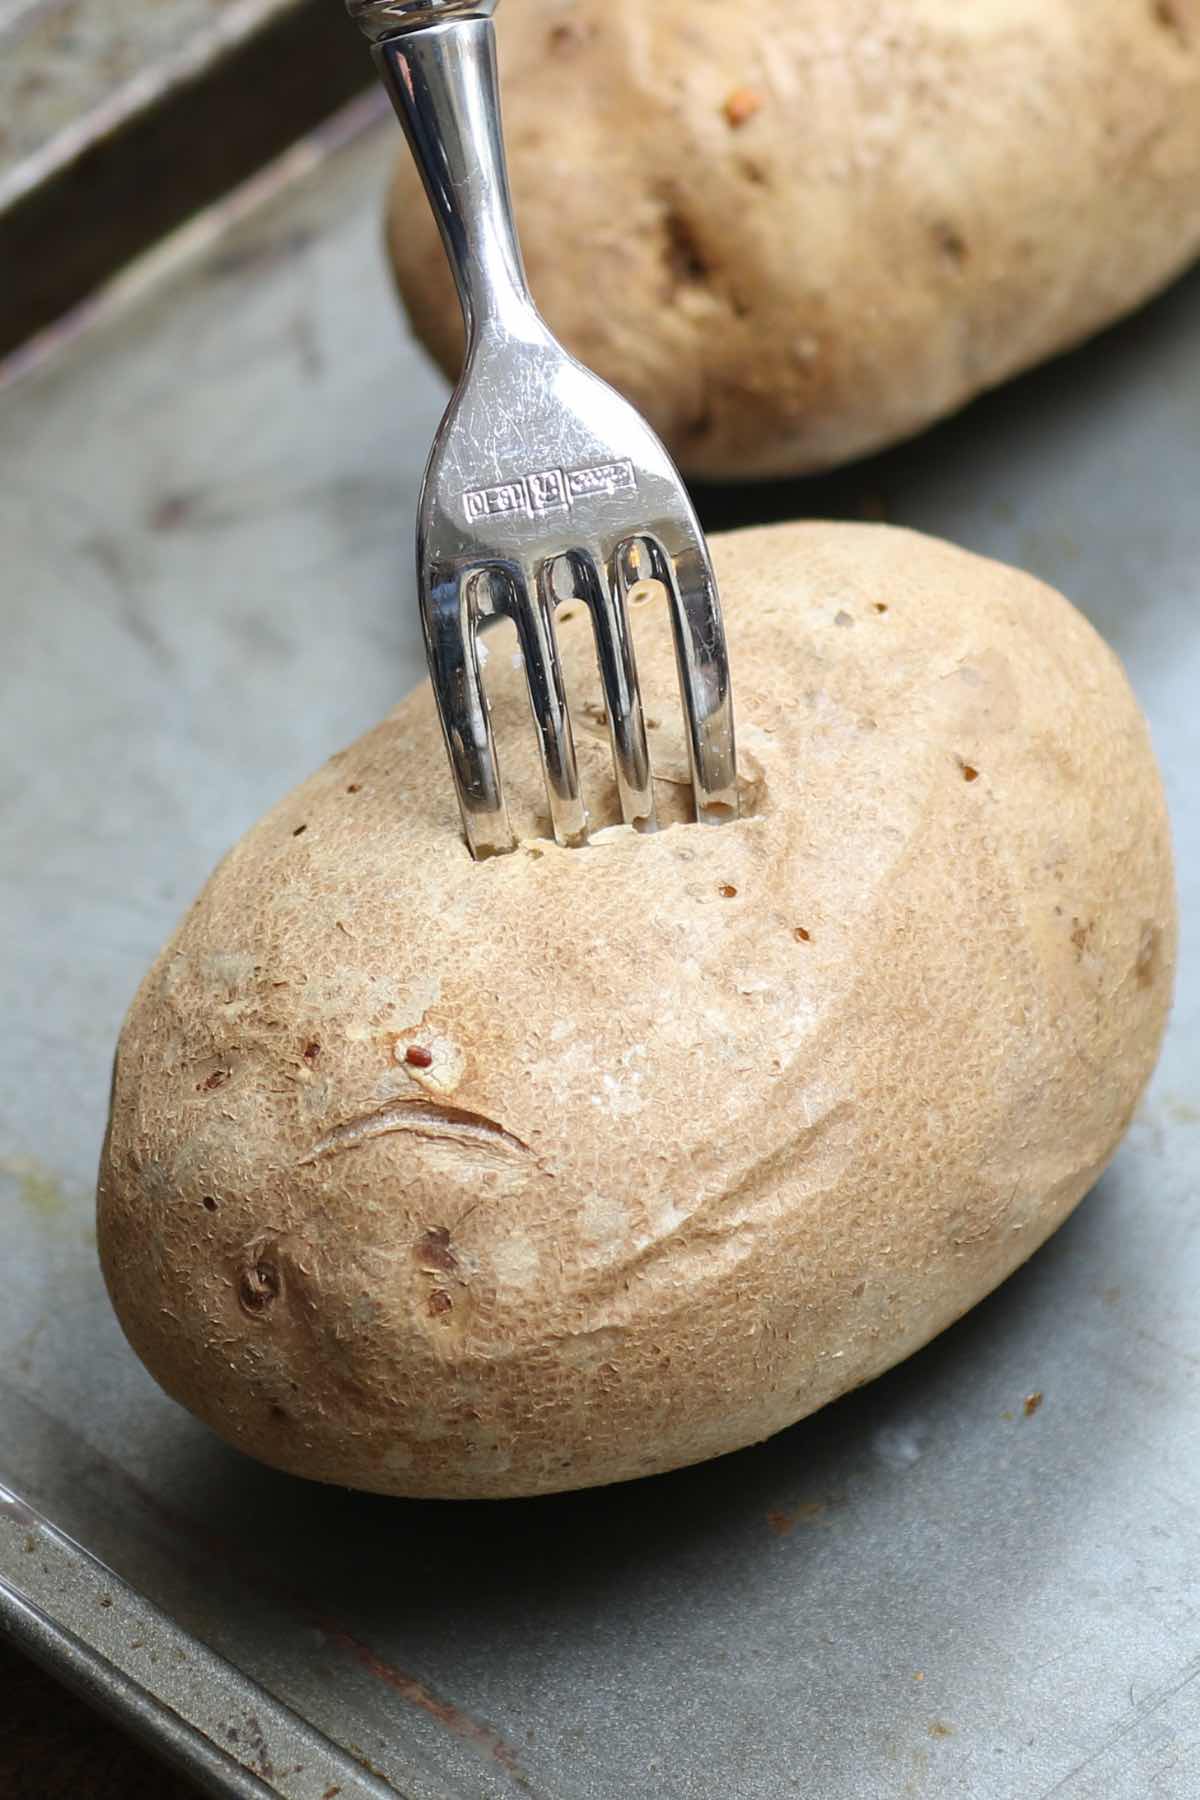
{"left": 98, "top": 524, "right": 1174, "bottom": 1498}
{"left": 387, "top": 0, "right": 1200, "bottom": 479}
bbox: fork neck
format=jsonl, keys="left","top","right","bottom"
{"left": 374, "top": 15, "right": 535, "bottom": 347}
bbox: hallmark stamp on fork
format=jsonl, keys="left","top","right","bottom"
{"left": 463, "top": 459, "right": 637, "bottom": 523}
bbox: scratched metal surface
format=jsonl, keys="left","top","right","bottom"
{"left": 2, "top": 108, "right": 1199, "bottom": 1800}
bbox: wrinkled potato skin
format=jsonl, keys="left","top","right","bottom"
{"left": 98, "top": 525, "right": 1175, "bottom": 1498}
{"left": 386, "top": 0, "right": 1200, "bottom": 478}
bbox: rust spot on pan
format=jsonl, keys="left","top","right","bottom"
{"left": 317, "top": 1623, "right": 527, "bottom": 1780}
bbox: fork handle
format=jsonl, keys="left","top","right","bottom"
{"left": 361, "top": 4, "right": 533, "bottom": 346}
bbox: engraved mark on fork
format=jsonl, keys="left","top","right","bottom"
{"left": 463, "top": 459, "right": 637, "bottom": 523}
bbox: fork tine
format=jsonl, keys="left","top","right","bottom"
{"left": 421, "top": 562, "right": 514, "bottom": 859}
{"left": 628, "top": 534, "right": 740, "bottom": 824}
{"left": 567, "top": 548, "right": 656, "bottom": 832}
{"left": 504, "top": 560, "right": 589, "bottom": 848}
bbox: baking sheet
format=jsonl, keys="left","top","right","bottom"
{"left": 0, "top": 0, "right": 372, "bottom": 355}
{"left": 1, "top": 108, "right": 1199, "bottom": 1800}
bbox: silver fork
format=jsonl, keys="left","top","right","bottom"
{"left": 348, "top": 0, "right": 738, "bottom": 858}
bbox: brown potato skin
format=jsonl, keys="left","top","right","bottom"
{"left": 97, "top": 524, "right": 1175, "bottom": 1498}
{"left": 386, "top": 0, "right": 1200, "bottom": 479}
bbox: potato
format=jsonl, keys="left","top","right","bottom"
{"left": 386, "top": 0, "right": 1200, "bottom": 480}
{"left": 97, "top": 524, "right": 1174, "bottom": 1499}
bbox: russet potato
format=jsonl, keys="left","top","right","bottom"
{"left": 387, "top": 0, "right": 1200, "bottom": 479}
{"left": 98, "top": 524, "right": 1175, "bottom": 1497}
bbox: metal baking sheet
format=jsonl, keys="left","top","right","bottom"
{"left": 2, "top": 105, "right": 1199, "bottom": 1800}
{"left": 0, "top": 0, "right": 372, "bottom": 355}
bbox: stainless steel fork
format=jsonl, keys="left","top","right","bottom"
{"left": 348, "top": 0, "right": 738, "bottom": 858}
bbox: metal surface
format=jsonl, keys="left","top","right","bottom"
{"left": 350, "top": 1, "right": 498, "bottom": 42}
{"left": 0, "top": 0, "right": 371, "bottom": 356}
{"left": 0, "top": 1484, "right": 398, "bottom": 1800}
{"left": 365, "top": 5, "right": 737, "bottom": 856}
{"left": 1, "top": 103, "right": 1199, "bottom": 1800}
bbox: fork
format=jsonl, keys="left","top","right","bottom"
{"left": 348, "top": 0, "right": 739, "bottom": 858}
